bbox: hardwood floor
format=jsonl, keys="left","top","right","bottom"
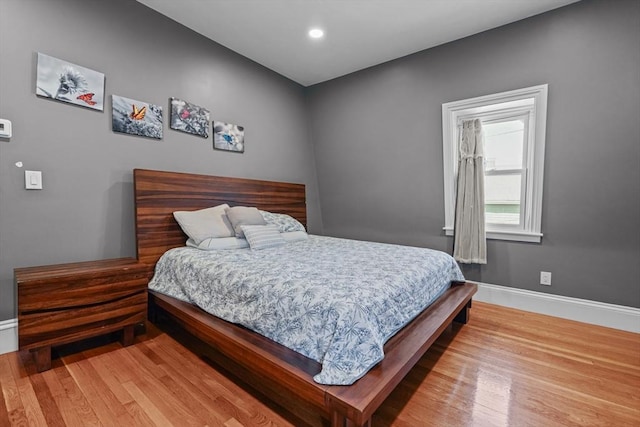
{"left": 1, "top": 302, "right": 638, "bottom": 426}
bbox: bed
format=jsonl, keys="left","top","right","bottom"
{"left": 134, "top": 168, "right": 477, "bottom": 427}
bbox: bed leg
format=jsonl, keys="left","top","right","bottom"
{"left": 121, "top": 325, "right": 135, "bottom": 346}
{"left": 453, "top": 300, "right": 472, "bottom": 324}
{"left": 31, "top": 346, "right": 52, "bottom": 372}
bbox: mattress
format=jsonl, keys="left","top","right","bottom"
{"left": 149, "top": 235, "right": 464, "bottom": 385}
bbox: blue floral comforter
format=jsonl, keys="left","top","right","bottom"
{"left": 149, "top": 235, "right": 464, "bottom": 385}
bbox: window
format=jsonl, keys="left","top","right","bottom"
{"left": 442, "top": 85, "right": 548, "bottom": 242}
{"left": 484, "top": 116, "right": 526, "bottom": 226}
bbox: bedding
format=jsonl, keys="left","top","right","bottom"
{"left": 259, "top": 210, "right": 306, "bottom": 233}
{"left": 149, "top": 235, "right": 464, "bottom": 385}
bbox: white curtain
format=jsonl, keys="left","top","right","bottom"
{"left": 453, "top": 118, "right": 487, "bottom": 264}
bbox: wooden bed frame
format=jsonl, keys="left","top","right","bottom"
{"left": 133, "top": 168, "right": 477, "bottom": 427}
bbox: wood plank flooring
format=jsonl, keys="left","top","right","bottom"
{"left": 1, "top": 302, "right": 638, "bottom": 426}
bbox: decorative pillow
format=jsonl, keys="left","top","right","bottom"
{"left": 281, "top": 231, "right": 308, "bottom": 242}
{"left": 259, "top": 210, "right": 306, "bottom": 233}
{"left": 225, "top": 206, "right": 266, "bottom": 237}
{"left": 241, "top": 224, "right": 286, "bottom": 250}
{"left": 186, "top": 237, "right": 249, "bottom": 250}
{"left": 173, "top": 204, "right": 235, "bottom": 244}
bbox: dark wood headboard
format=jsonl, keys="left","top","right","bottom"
{"left": 133, "top": 169, "right": 306, "bottom": 275}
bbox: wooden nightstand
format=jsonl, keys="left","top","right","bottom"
{"left": 16, "top": 257, "right": 148, "bottom": 372}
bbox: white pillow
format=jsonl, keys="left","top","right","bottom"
{"left": 186, "top": 237, "right": 249, "bottom": 250}
{"left": 173, "top": 204, "right": 235, "bottom": 244}
{"left": 281, "top": 231, "right": 308, "bottom": 242}
{"left": 241, "top": 224, "right": 286, "bottom": 250}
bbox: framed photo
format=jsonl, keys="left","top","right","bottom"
{"left": 36, "top": 52, "right": 105, "bottom": 111}
{"left": 112, "top": 95, "right": 163, "bottom": 139}
{"left": 169, "top": 98, "right": 210, "bottom": 138}
{"left": 213, "top": 121, "right": 244, "bottom": 153}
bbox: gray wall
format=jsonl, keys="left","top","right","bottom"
{"left": 0, "top": 0, "right": 323, "bottom": 320}
{"left": 307, "top": 0, "right": 640, "bottom": 307}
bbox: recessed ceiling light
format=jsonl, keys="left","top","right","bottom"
{"left": 308, "top": 28, "right": 324, "bottom": 39}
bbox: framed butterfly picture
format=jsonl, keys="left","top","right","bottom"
{"left": 213, "top": 120, "right": 245, "bottom": 153}
{"left": 112, "top": 95, "right": 163, "bottom": 139}
{"left": 36, "top": 53, "right": 105, "bottom": 111}
{"left": 169, "top": 98, "right": 210, "bottom": 138}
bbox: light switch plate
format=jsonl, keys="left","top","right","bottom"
{"left": 25, "top": 170, "right": 42, "bottom": 190}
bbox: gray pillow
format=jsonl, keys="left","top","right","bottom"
{"left": 225, "top": 206, "right": 267, "bottom": 237}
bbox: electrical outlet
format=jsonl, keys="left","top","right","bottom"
{"left": 540, "top": 271, "right": 552, "bottom": 286}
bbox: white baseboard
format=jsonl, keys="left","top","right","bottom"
{"left": 473, "top": 282, "right": 640, "bottom": 333}
{"left": 0, "top": 318, "right": 18, "bottom": 355}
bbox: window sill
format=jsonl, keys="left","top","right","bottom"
{"left": 443, "top": 227, "right": 542, "bottom": 243}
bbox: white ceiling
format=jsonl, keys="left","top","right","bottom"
{"left": 136, "top": 0, "right": 581, "bottom": 87}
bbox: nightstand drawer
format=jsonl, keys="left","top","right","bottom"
{"left": 18, "top": 290, "right": 147, "bottom": 349}
{"left": 18, "top": 271, "right": 148, "bottom": 311}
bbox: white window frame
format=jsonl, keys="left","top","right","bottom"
{"left": 442, "top": 84, "right": 548, "bottom": 243}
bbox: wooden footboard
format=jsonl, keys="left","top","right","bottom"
{"left": 148, "top": 281, "right": 477, "bottom": 426}
{"left": 325, "top": 281, "right": 476, "bottom": 426}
